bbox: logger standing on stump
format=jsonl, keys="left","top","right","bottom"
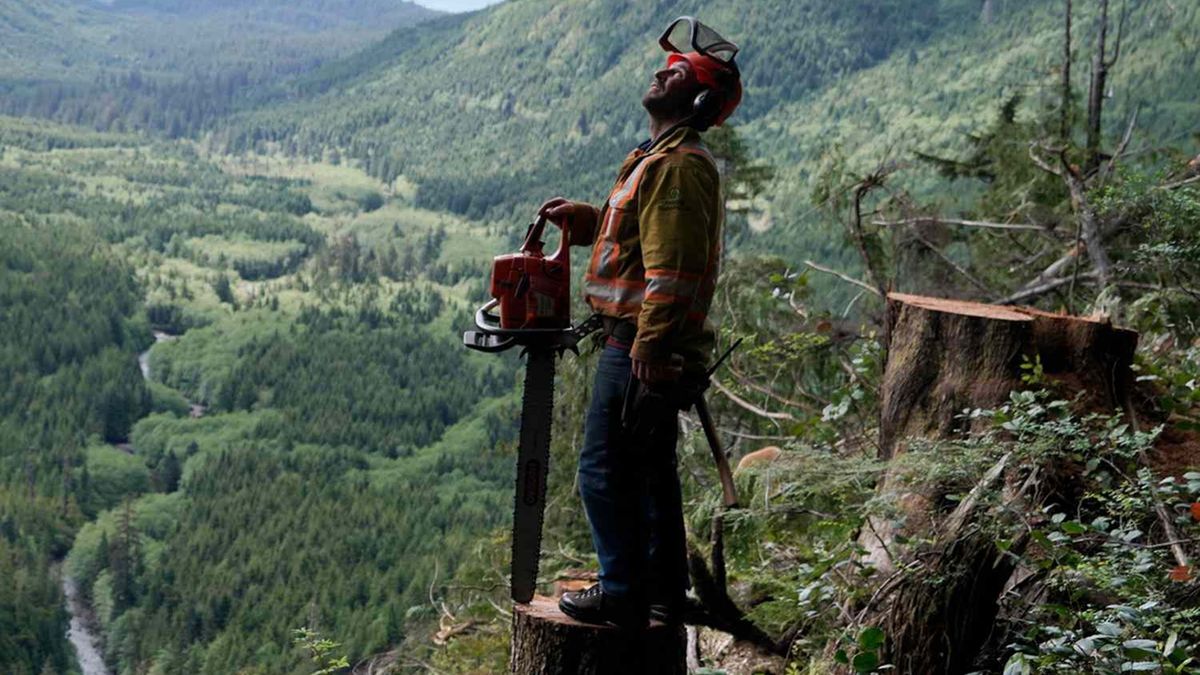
{"left": 538, "top": 16, "right": 743, "bottom": 629}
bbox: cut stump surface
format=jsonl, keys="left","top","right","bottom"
{"left": 509, "top": 596, "right": 685, "bottom": 675}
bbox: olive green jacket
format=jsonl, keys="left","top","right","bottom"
{"left": 569, "top": 126, "right": 722, "bottom": 369}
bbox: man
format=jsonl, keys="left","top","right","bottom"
{"left": 538, "top": 17, "right": 743, "bottom": 628}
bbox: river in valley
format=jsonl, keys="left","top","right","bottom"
{"left": 63, "top": 330, "right": 180, "bottom": 674}
{"left": 139, "top": 330, "right": 176, "bottom": 379}
{"left": 62, "top": 573, "right": 111, "bottom": 675}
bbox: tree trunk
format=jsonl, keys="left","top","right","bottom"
{"left": 1086, "top": 0, "right": 1111, "bottom": 173}
{"left": 1061, "top": 0, "right": 1072, "bottom": 140}
{"left": 861, "top": 293, "right": 1137, "bottom": 674}
{"left": 509, "top": 597, "right": 686, "bottom": 675}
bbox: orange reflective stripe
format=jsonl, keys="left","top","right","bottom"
{"left": 644, "top": 270, "right": 700, "bottom": 302}
{"left": 588, "top": 297, "right": 643, "bottom": 316}
{"left": 585, "top": 280, "right": 645, "bottom": 306}
{"left": 608, "top": 153, "right": 671, "bottom": 209}
{"left": 602, "top": 207, "right": 620, "bottom": 238}
{"left": 593, "top": 239, "right": 620, "bottom": 278}
{"left": 585, "top": 275, "right": 646, "bottom": 290}
{"left": 645, "top": 291, "right": 691, "bottom": 304}
{"left": 608, "top": 157, "right": 656, "bottom": 208}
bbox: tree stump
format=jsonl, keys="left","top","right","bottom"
{"left": 509, "top": 597, "right": 686, "bottom": 674}
{"left": 859, "top": 293, "right": 1138, "bottom": 674}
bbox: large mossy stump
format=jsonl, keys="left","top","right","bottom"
{"left": 509, "top": 596, "right": 686, "bottom": 674}
{"left": 859, "top": 293, "right": 1138, "bottom": 675}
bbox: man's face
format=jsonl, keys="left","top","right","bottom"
{"left": 642, "top": 59, "right": 701, "bottom": 119}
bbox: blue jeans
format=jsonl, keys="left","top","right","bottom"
{"left": 578, "top": 344, "right": 689, "bottom": 601}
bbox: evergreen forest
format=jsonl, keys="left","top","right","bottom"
{"left": 1, "top": 1, "right": 1199, "bottom": 674}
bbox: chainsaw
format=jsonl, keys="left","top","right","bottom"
{"left": 463, "top": 213, "right": 738, "bottom": 604}
{"left": 463, "top": 214, "right": 602, "bottom": 603}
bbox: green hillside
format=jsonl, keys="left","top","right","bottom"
{"left": 747, "top": 0, "right": 1200, "bottom": 266}
{"left": 220, "top": 0, "right": 978, "bottom": 221}
{"left": 221, "top": 0, "right": 1199, "bottom": 278}
{"left": 0, "top": 0, "right": 438, "bottom": 135}
{"left": 0, "top": 115, "right": 516, "bottom": 674}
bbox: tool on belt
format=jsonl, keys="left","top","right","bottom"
{"left": 464, "top": 213, "right": 739, "bottom": 602}
{"left": 620, "top": 338, "right": 742, "bottom": 508}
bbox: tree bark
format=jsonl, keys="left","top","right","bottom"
{"left": 1061, "top": 0, "right": 1072, "bottom": 140}
{"left": 1086, "top": 0, "right": 1111, "bottom": 173}
{"left": 1062, "top": 161, "right": 1113, "bottom": 289}
{"left": 860, "top": 293, "right": 1138, "bottom": 674}
{"left": 509, "top": 597, "right": 686, "bottom": 675}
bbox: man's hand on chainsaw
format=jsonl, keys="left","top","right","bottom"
{"left": 538, "top": 197, "right": 575, "bottom": 225}
{"left": 631, "top": 354, "right": 684, "bottom": 384}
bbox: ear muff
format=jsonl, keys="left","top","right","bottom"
{"left": 691, "top": 88, "right": 726, "bottom": 131}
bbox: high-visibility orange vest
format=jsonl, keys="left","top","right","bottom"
{"left": 568, "top": 127, "right": 722, "bottom": 368}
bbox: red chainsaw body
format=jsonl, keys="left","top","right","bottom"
{"left": 490, "top": 217, "right": 571, "bottom": 330}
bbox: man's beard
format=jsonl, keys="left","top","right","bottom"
{"left": 642, "top": 88, "right": 694, "bottom": 121}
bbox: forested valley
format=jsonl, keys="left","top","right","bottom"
{"left": 1, "top": 1, "right": 1199, "bottom": 674}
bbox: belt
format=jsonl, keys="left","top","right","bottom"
{"left": 600, "top": 316, "right": 637, "bottom": 345}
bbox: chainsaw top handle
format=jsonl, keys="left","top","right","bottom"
{"left": 520, "top": 215, "right": 569, "bottom": 263}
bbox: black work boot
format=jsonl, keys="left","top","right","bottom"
{"left": 648, "top": 594, "right": 686, "bottom": 625}
{"left": 558, "top": 583, "right": 648, "bottom": 629}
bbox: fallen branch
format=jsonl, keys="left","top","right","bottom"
{"left": 849, "top": 168, "right": 895, "bottom": 298}
{"left": 682, "top": 416, "right": 796, "bottom": 442}
{"left": 711, "top": 377, "right": 796, "bottom": 421}
{"left": 1116, "top": 280, "right": 1200, "bottom": 297}
{"left": 1028, "top": 142, "right": 1064, "bottom": 176}
{"left": 873, "top": 217, "right": 1044, "bottom": 232}
{"left": 997, "top": 271, "right": 1099, "bottom": 304}
{"left": 685, "top": 538, "right": 785, "bottom": 656}
{"left": 803, "top": 259, "right": 882, "bottom": 297}
{"left": 486, "top": 597, "right": 512, "bottom": 618}
{"left": 909, "top": 230, "right": 994, "bottom": 294}
{"left": 729, "top": 365, "right": 827, "bottom": 410}
{"left": 1062, "top": 160, "right": 1114, "bottom": 288}
{"left": 685, "top": 627, "right": 701, "bottom": 672}
{"left": 433, "top": 618, "right": 476, "bottom": 646}
{"left": 1158, "top": 174, "right": 1200, "bottom": 191}
{"left": 1120, "top": 392, "right": 1190, "bottom": 569}
{"left": 1019, "top": 243, "right": 1083, "bottom": 292}
{"left": 943, "top": 452, "right": 1012, "bottom": 537}
{"left": 1101, "top": 106, "right": 1140, "bottom": 180}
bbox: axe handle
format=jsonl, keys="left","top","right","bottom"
{"left": 694, "top": 396, "right": 738, "bottom": 508}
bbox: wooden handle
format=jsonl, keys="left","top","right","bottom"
{"left": 694, "top": 397, "right": 738, "bottom": 508}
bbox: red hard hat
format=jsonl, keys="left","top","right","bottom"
{"left": 667, "top": 52, "right": 742, "bottom": 127}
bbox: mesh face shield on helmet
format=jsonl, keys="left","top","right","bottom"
{"left": 657, "top": 16, "right": 742, "bottom": 128}
{"left": 659, "top": 16, "right": 739, "bottom": 66}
